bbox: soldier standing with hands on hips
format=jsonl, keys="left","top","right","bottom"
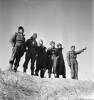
{"left": 67, "top": 46, "right": 87, "bottom": 79}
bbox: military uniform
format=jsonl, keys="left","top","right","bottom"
{"left": 35, "top": 45, "right": 47, "bottom": 78}
{"left": 9, "top": 32, "right": 26, "bottom": 72}
{"left": 23, "top": 36, "right": 37, "bottom": 75}
{"left": 56, "top": 48, "right": 66, "bottom": 78}
{"left": 47, "top": 47, "right": 58, "bottom": 78}
{"left": 67, "top": 48, "right": 86, "bottom": 79}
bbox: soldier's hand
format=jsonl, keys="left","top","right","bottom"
{"left": 83, "top": 47, "right": 87, "bottom": 51}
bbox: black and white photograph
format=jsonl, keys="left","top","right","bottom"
{"left": 0, "top": 0, "right": 94, "bottom": 99}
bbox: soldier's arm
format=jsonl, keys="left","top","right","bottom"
{"left": 35, "top": 41, "right": 38, "bottom": 54}
{"left": 25, "top": 39, "right": 29, "bottom": 51}
{"left": 9, "top": 32, "right": 17, "bottom": 47}
{"left": 75, "top": 47, "right": 87, "bottom": 55}
{"left": 66, "top": 51, "right": 71, "bottom": 67}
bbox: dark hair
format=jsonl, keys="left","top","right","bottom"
{"left": 57, "top": 43, "right": 62, "bottom": 47}
{"left": 71, "top": 45, "right": 75, "bottom": 49}
{"left": 18, "top": 26, "right": 24, "bottom": 33}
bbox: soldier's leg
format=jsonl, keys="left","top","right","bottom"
{"left": 14, "top": 57, "right": 20, "bottom": 72}
{"left": 9, "top": 46, "right": 18, "bottom": 71}
{"left": 54, "top": 57, "right": 59, "bottom": 78}
{"left": 48, "top": 61, "right": 53, "bottom": 78}
{"left": 35, "top": 59, "right": 40, "bottom": 76}
{"left": 35, "top": 66, "right": 39, "bottom": 76}
{"left": 62, "top": 72, "right": 66, "bottom": 78}
{"left": 62, "top": 73, "right": 66, "bottom": 78}
{"left": 62, "top": 66, "right": 66, "bottom": 78}
{"left": 30, "top": 55, "right": 36, "bottom": 75}
{"left": 48, "top": 69, "right": 51, "bottom": 78}
{"left": 55, "top": 74, "right": 59, "bottom": 78}
{"left": 75, "top": 61, "right": 78, "bottom": 79}
{"left": 14, "top": 48, "right": 25, "bottom": 72}
{"left": 40, "top": 69, "right": 45, "bottom": 78}
{"left": 70, "top": 62, "right": 75, "bottom": 79}
{"left": 23, "top": 52, "right": 30, "bottom": 73}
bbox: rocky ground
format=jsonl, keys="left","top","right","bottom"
{"left": 0, "top": 70, "right": 94, "bottom": 100}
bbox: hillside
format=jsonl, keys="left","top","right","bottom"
{"left": 0, "top": 70, "right": 94, "bottom": 100}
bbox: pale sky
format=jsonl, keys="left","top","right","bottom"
{"left": 0, "top": 0, "right": 94, "bottom": 80}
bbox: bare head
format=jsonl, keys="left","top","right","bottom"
{"left": 71, "top": 45, "right": 75, "bottom": 51}
{"left": 18, "top": 26, "right": 24, "bottom": 34}
{"left": 32, "top": 33, "right": 37, "bottom": 39}
{"left": 57, "top": 43, "right": 62, "bottom": 48}
{"left": 50, "top": 41, "right": 55, "bottom": 48}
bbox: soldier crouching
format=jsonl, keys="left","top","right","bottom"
{"left": 35, "top": 40, "right": 47, "bottom": 78}
{"left": 23, "top": 33, "right": 37, "bottom": 75}
{"left": 9, "top": 26, "right": 26, "bottom": 72}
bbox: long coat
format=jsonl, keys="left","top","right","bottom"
{"left": 36, "top": 46, "right": 47, "bottom": 70}
{"left": 56, "top": 48, "right": 66, "bottom": 76}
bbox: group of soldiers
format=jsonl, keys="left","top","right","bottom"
{"left": 9, "top": 26, "right": 87, "bottom": 79}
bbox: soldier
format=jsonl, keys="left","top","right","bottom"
{"left": 56, "top": 43, "right": 66, "bottom": 78}
{"left": 9, "top": 26, "right": 26, "bottom": 72}
{"left": 47, "top": 41, "right": 58, "bottom": 78}
{"left": 35, "top": 40, "right": 47, "bottom": 78}
{"left": 67, "top": 45, "right": 87, "bottom": 79}
{"left": 23, "top": 33, "right": 37, "bottom": 75}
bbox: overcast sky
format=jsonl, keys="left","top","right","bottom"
{"left": 0, "top": 0, "right": 94, "bottom": 80}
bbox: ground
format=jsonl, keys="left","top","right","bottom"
{"left": 0, "top": 70, "right": 94, "bottom": 100}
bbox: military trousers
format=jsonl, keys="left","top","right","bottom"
{"left": 23, "top": 50, "right": 36, "bottom": 75}
{"left": 9, "top": 44, "right": 25, "bottom": 68}
{"left": 70, "top": 59, "right": 78, "bottom": 79}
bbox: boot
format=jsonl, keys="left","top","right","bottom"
{"left": 40, "top": 69, "right": 45, "bottom": 78}
{"left": 9, "top": 64, "right": 13, "bottom": 71}
{"left": 35, "top": 70, "right": 39, "bottom": 76}
{"left": 14, "top": 66, "right": 17, "bottom": 72}
{"left": 23, "top": 68, "right": 27, "bottom": 73}
{"left": 31, "top": 70, "right": 34, "bottom": 75}
{"left": 35, "top": 73, "right": 38, "bottom": 76}
{"left": 48, "top": 73, "right": 51, "bottom": 78}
